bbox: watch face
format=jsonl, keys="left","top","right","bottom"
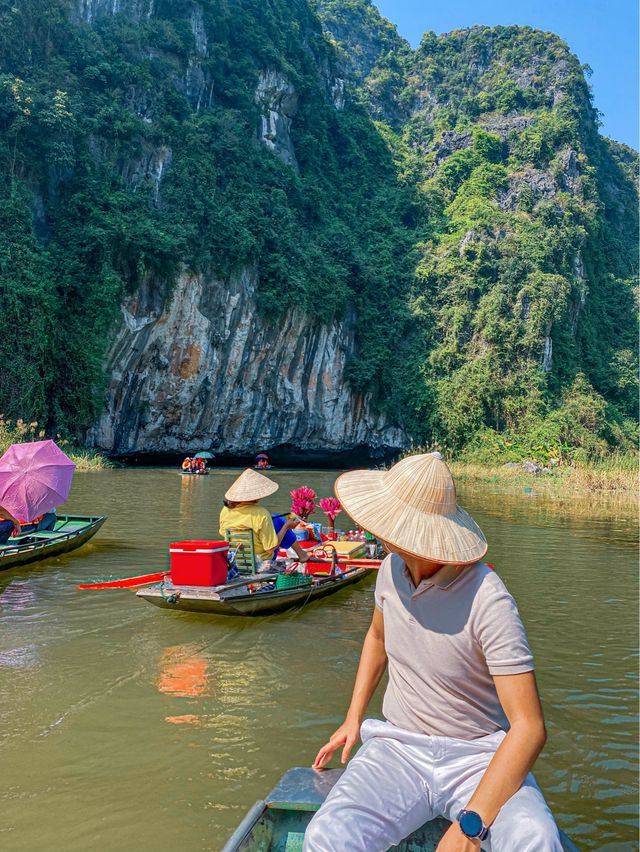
{"left": 460, "top": 810, "right": 483, "bottom": 838}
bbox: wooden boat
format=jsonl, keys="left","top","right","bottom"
{"left": 136, "top": 564, "right": 374, "bottom": 616}
{"left": 179, "top": 469, "right": 209, "bottom": 476}
{"left": 0, "top": 515, "right": 106, "bottom": 571}
{"left": 222, "top": 767, "right": 579, "bottom": 852}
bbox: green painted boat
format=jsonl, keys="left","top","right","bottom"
{"left": 0, "top": 514, "right": 106, "bottom": 571}
{"left": 222, "top": 767, "right": 579, "bottom": 852}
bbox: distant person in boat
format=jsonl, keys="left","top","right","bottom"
{"left": 195, "top": 457, "right": 206, "bottom": 473}
{"left": 219, "top": 468, "right": 310, "bottom": 565}
{"left": 182, "top": 457, "right": 194, "bottom": 473}
{"left": 305, "top": 452, "right": 563, "bottom": 852}
{"left": 0, "top": 504, "right": 21, "bottom": 544}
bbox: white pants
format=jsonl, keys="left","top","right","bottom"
{"left": 304, "top": 719, "right": 563, "bottom": 852}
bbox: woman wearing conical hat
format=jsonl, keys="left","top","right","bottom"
{"left": 305, "top": 453, "right": 563, "bottom": 852}
{"left": 219, "top": 468, "right": 309, "bottom": 564}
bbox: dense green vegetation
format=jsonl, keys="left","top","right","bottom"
{"left": 0, "top": 0, "right": 419, "bottom": 432}
{"left": 0, "top": 0, "right": 637, "bottom": 460}
{"left": 318, "top": 3, "right": 638, "bottom": 461}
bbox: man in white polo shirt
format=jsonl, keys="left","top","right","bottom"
{"left": 304, "top": 452, "right": 563, "bottom": 852}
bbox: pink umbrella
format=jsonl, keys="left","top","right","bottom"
{"left": 0, "top": 440, "right": 75, "bottom": 522}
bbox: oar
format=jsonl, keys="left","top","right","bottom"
{"left": 78, "top": 571, "right": 167, "bottom": 590}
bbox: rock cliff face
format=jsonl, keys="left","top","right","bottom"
{"left": 72, "top": 0, "right": 411, "bottom": 458}
{"left": 90, "top": 269, "right": 406, "bottom": 455}
{"left": 255, "top": 70, "right": 299, "bottom": 169}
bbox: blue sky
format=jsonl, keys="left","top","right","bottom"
{"left": 375, "top": 0, "right": 639, "bottom": 149}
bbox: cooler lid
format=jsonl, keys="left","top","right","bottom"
{"left": 170, "top": 540, "right": 229, "bottom": 551}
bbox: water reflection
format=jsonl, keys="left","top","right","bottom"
{"left": 157, "top": 644, "right": 210, "bottom": 698}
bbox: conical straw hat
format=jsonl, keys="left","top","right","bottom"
{"left": 335, "top": 453, "right": 487, "bottom": 565}
{"left": 224, "top": 468, "right": 279, "bottom": 502}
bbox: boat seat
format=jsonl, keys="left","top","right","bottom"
{"left": 225, "top": 528, "right": 258, "bottom": 573}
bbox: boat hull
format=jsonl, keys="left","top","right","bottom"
{"left": 136, "top": 567, "right": 373, "bottom": 616}
{"left": 222, "top": 767, "right": 579, "bottom": 852}
{"left": 0, "top": 515, "right": 106, "bottom": 571}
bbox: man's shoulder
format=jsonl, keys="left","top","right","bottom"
{"left": 465, "top": 562, "right": 521, "bottom": 620}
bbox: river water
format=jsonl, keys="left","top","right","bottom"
{"left": 0, "top": 468, "right": 636, "bottom": 851}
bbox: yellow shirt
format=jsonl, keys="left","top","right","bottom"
{"left": 219, "top": 504, "right": 279, "bottom": 560}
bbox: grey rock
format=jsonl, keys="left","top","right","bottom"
{"left": 434, "top": 129, "right": 474, "bottom": 161}
{"left": 499, "top": 169, "right": 557, "bottom": 211}
{"left": 542, "top": 326, "right": 553, "bottom": 372}
{"left": 255, "top": 70, "right": 299, "bottom": 170}
{"left": 522, "top": 460, "right": 542, "bottom": 474}
{"left": 480, "top": 115, "right": 535, "bottom": 139}
{"left": 120, "top": 143, "right": 172, "bottom": 206}
{"left": 77, "top": 0, "right": 155, "bottom": 23}
{"left": 88, "top": 268, "right": 409, "bottom": 456}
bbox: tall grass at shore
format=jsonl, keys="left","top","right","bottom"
{"left": 450, "top": 456, "right": 638, "bottom": 497}
{"left": 0, "top": 418, "right": 112, "bottom": 471}
{"left": 401, "top": 443, "right": 638, "bottom": 499}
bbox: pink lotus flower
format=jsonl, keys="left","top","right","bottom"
{"left": 319, "top": 497, "right": 342, "bottom": 522}
{"left": 290, "top": 486, "right": 317, "bottom": 519}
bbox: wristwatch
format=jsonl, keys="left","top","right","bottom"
{"left": 458, "top": 809, "right": 489, "bottom": 841}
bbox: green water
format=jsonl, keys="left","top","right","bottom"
{"left": 0, "top": 469, "right": 636, "bottom": 851}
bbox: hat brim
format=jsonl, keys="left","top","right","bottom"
{"left": 225, "top": 471, "right": 279, "bottom": 502}
{"left": 335, "top": 469, "right": 487, "bottom": 565}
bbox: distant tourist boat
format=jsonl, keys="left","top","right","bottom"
{"left": 222, "top": 767, "right": 580, "bottom": 851}
{"left": 0, "top": 515, "right": 106, "bottom": 571}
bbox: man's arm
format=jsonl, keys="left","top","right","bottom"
{"left": 437, "top": 671, "right": 547, "bottom": 851}
{"left": 313, "top": 606, "right": 387, "bottom": 769}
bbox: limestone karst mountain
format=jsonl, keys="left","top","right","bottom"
{"left": 0, "top": 0, "right": 637, "bottom": 460}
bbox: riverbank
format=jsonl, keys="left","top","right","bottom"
{"left": 450, "top": 457, "right": 638, "bottom": 504}
{"left": 0, "top": 419, "right": 112, "bottom": 472}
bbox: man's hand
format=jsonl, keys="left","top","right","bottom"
{"left": 312, "top": 716, "right": 361, "bottom": 770}
{"left": 11, "top": 523, "right": 20, "bottom": 537}
{"left": 436, "top": 822, "right": 481, "bottom": 852}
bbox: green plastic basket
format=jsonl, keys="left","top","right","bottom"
{"left": 276, "top": 572, "right": 312, "bottom": 590}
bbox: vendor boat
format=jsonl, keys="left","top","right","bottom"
{"left": 136, "top": 561, "right": 375, "bottom": 617}
{"left": 179, "top": 469, "right": 209, "bottom": 476}
{"left": 0, "top": 515, "right": 106, "bottom": 571}
{"left": 222, "top": 767, "right": 579, "bottom": 852}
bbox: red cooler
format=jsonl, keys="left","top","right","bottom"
{"left": 170, "top": 540, "right": 229, "bottom": 586}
